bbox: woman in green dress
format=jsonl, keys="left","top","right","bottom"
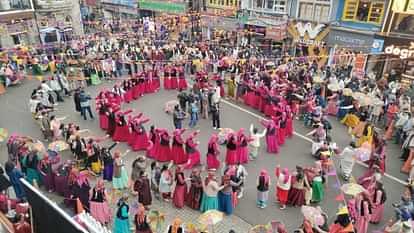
{"left": 200, "top": 170, "right": 224, "bottom": 212}
{"left": 311, "top": 170, "right": 324, "bottom": 203}
{"left": 24, "top": 150, "right": 42, "bottom": 187}
{"left": 227, "top": 75, "right": 236, "bottom": 99}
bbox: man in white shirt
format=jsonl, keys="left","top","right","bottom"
{"left": 40, "top": 80, "right": 56, "bottom": 106}
{"left": 235, "top": 163, "right": 248, "bottom": 199}
{"left": 249, "top": 123, "right": 267, "bottom": 160}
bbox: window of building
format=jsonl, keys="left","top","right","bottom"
{"left": 11, "top": 34, "right": 20, "bottom": 45}
{"left": 253, "top": 0, "right": 286, "bottom": 12}
{"left": 298, "top": 0, "right": 330, "bottom": 22}
{"left": 342, "top": 0, "right": 385, "bottom": 24}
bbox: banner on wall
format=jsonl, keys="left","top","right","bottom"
{"left": 352, "top": 54, "right": 368, "bottom": 78}
{"left": 265, "top": 24, "right": 287, "bottom": 41}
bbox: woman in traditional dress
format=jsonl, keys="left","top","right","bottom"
{"left": 285, "top": 105, "right": 294, "bottom": 138}
{"left": 164, "top": 65, "right": 172, "bottom": 90}
{"left": 311, "top": 169, "right": 325, "bottom": 203}
{"left": 130, "top": 117, "right": 150, "bottom": 151}
{"left": 146, "top": 126, "right": 158, "bottom": 159}
{"left": 355, "top": 193, "right": 372, "bottom": 233}
{"left": 177, "top": 65, "right": 187, "bottom": 90}
{"left": 133, "top": 170, "right": 152, "bottom": 209}
{"left": 39, "top": 155, "right": 54, "bottom": 192}
{"left": 256, "top": 169, "right": 270, "bottom": 209}
{"left": 357, "top": 122, "right": 373, "bottom": 147}
{"left": 89, "top": 179, "right": 111, "bottom": 224}
{"left": 166, "top": 218, "right": 184, "bottom": 233}
{"left": 24, "top": 150, "right": 42, "bottom": 187}
{"left": 275, "top": 166, "right": 291, "bottom": 210}
{"left": 102, "top": 142, "right": 117, "bottom": 182}
{"left": 5, "top": 161, "right": 26, "bottom": 201}
{"left": 159, "top": 164, "right": 173, "bottom": 201}
{"left": 97, "top": 102, "right": 109, "bottom": 130}
{"left": 218, "top": 167, "right": 240, "bottom": 215}
{"left": 227, "top": 75, "right": 236, "bottom": 99}
{"left": 184, "top": 131, "right": 201, "bottom": 170}
{"left": 186, "top": 168, "right": 203, "bottom": 210}
{"left": 206, "top": 134, "right": 220, "bottom": 169}
{"left": 236, "top": 129, "right": 249, "bottom": 164}
{"left": 172, "top": 129, "right": 187, "bottom": 165}
{"left": 370, "top": 182, "right": 386, "bottom": 224}
{"left": 200, "top": 170, "right": 224, "bottom": 212}
{"left": 135, "top": 204, "right": 152, "bottom": 233}
{"left": 277, "top": 113, "right": 287, "bottom": 146}
{"left": 326, "top": 90, "right": 339, "bottom": 116}
{"left": 50, "top": 115, "right": 66, "bottom": 141}
{"left": 71, "top": 170, "right": 91, "bottom": 212}
{"left": 113, "top": 194, "right": 130, "bottom": 233}
{"left": 172, "top": 166, "right": 187, "bottom": 208}
{"left": 122, "top": 80, "right": 133, "bottom": 104}
{"left": 107, "top": 106, "right": 117, "bottom": 136}
{"left": 112, "top": 150, "right": 130, "bottom": 190}
{"left": 225, "top": 133, "right": 238, "bottom": 165}
{"left": 261, "top": 119, "right": 279, "bottom": 154}
{"left": 113, "top": 111, "right": 132, "bottom": 142}
{"left": 155, "top": 128, "right": 171, "bottom": 162}
{"left": 287, "top": 166, "right": 310, "bottom": 207}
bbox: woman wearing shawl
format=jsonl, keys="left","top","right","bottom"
{"left": 5, "top": 161, "right": 25, "bottom": 201}
{"left": 135, "top": 204, "right": 152, "bottom": 233}
{"left": 355, "top": 193, "right": 372, "bottom": 233}
{"left": 129, "top": 115, "right": 150, "bottom": 151}
{"left": 159, "top": 164, "right": 173, "bottom": 201}
{"left": 186, "top": 168, "right": 203, "bottom": 210}
{"left": 172, "top": 129, "right": 187, "bottom": 165}
{"left": 113, "top": 110, "right": 133, "bottom": 142}
{"left": 370, "top": 182, "right": 386, "bottom": 224}
{"left": 113, "top": 194, "right": 130, "bottom": 233}
{"left": 133, "top": 170, "right": 152, "bottom": 209}
{"left": 166, "top": 218, "right": 184, "bottom": 233}
{"left": 206, "top": 134, "right": 220, "bottom": 169}
{"left": 172, "top": 165, "right": 187, "bottom": 208}
{"left": 112, "top": 150, "right": 130, "bottom": 190}
{"left": 257, "top": 169, "right": 270, "bottom": 208}
{"left": 155, "top": 128, "right": 172, "bottom": 162}
{"left": 225, "top": 133, "right": 238, "bottom": 165}
{"left": 23, "top": 149, "right": 42, "bottom": 187}
{"left": 39, "top": 155, "right": 54, "bottom": 192}
{"left": 97, "top": 100, "right": 109, "bottom": 130}
{"left": 311, "top": 166, "right": 325, "bottom": 203}
{"left": 285, "top": 105, "right": 294, "bottom": 138}
{"left": 89, "top": 179, "right": 111, "bottom": 224}
{"left": 288, "top": 166, "right": 310, "bottom": 207}
{"left": 184, "top": 131, "right": 201, "bottom": 169}
{"left": 50, "top": 115, "right": 66, "bottom": 141}
{"left": 102, "top": 142, "right": 118, "bottom": 181}
{"left": 146, "top": 126, "right": 158, "bottom": 159}
{"left": 260, "top": 119, "right": 279, "bottom": 154}
{"left": 177, "top": 65, "right": 188, "bottom": 90}
{"left": 218, "top": 166, "right": 241, "bottom": 215}
{"left": 71, "top": 170, "right": 91, "bottom": 212}
{"left": 236, "top": 129, "right": 249, "bottom": 164}
{"left": 200, "top": 170, "right": 224, "bottom": 212}
{"left": 275, "top": 165, "right": 291, "bottom": 210}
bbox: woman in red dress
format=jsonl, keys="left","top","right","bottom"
{"left": 177, "top": 65, "right": 187, "bottom": 90}
{"left": 170, "top": 66, "right": 178, "bottom": 89}
{"left": 172, "top": 129, "right": 188, "bottom": 165}
{"left": 236, "top": 129, "right": 249, "bottom": 164}
{"left": 123, "top": 80, "right": 133, "bottom": 103}
{"left": 225, "top": 133, "right": 238, "bottom": 165}
{"left": 146, "top": 126, "right": 158, "bottom": 159}
{"left": 155, "top": 128, "right": 171, "bottom": 162}
{"left": 129, "top": 115, "right": 150, "bottom": 151}
{"left": 132, "top": 75, "right": 140, "bottom": 100}
{"left": 184, "top": 131, "right": 201, "bottom": 170}
{"left": 172, "top": 166, "right": 187, "bottom": 208}
{"left": 285, "top": 106, "right": 294, "bottom": 138}
{"left": 112, "top": 110, "right": 133, "bottom": 142}
{"left": 163, "top": 65, "right": 172, "bottom": 90}
{"left": 206, "top": 134, "right": 220, "bottom": 169}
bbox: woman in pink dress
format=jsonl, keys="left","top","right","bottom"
{"left": 184, "top": 131, "right": 201, "bottom": 170}
{"left": 236, "top": 129, "right": 249, "bottom": 164}
{"left": 163, "top": 65, "right": 172, "bottom": 90}
{"left": 89, "top": 179, "right": 112, "bottom": 224}
{"left": 172, "top": 166, "right": 187, "bottom": 208}
{"left": 146, "top": 126, "right": 158, "bottom": 159}
{"left": 355, "top": 193, "right": 372, "bottom": 233}
{"left": 285, "top": 106, "right": 294, "bottom": 138}
{"left": 277, "top": 113, "right": 287, "bottom": 145}
{"left": 225, "top": 133, "right": 238, "bottom": 165}
{"left": 172, "top": 129, "right": 188, "bottom": 165}
{"left": 132, "top": 76, "right": 140, "bottom": 100}
{"left": 123, "top": 80, "right": 133, "bottom": 103}
{"left": 129, "top": 115, "right": 150, "bottom": 151}
{"left": 97, "top": 101, "right": 109, "bottom": 130}
{"left": 370, "top": 182, "right": 386, "bottom": 224}
{"left": 112, "top": 111, "right": 131, "bottom": 142}
{"left": 177, "top": 65, "right": 187, "bottom": 90}
{"left": 261, "top": 119, "right": 279, "bottom": 154}
{"left": 170, "top": 66, "right": 178, "bottom": 89}
{"left": 206, "top": 134, "right": 220, "bottom": 169}
{"left": 263, "top": 88, "right": 273, "bottom": 116}
{"left": 155, "top": 129, "right": 171, "bottom": 162}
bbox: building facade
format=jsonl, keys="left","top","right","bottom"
{"left": 34, "top": 0, "right": 84, "bottom": 44}
{"left": 0, "top": 0, "right": 39, "bottom": 48}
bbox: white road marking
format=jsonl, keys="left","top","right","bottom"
{"left": 221, "top": 99, "right": 408, "bottom": 186}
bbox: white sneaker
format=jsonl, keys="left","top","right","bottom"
{"left": 237, "top": 193, "right": 243, "bottom": 199}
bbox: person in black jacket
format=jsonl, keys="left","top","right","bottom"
{"left": 211, "top": 103, "right": 220, "bottom": 129}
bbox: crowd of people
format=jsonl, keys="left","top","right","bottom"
{"left": 3, "top": 13, "right": 414, "bottom": 233}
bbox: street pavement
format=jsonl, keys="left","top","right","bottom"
{"left": 0, "top": 78, "right": 407, "bottom": 232}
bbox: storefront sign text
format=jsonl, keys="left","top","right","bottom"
{"left": 384, "top": 42, "right": 414, "bottom": 59}
{"left": 292, "top": 22, "right": 326, "bottom": 46}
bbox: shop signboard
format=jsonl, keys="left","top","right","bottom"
{"left": 327, "top": 28, "right": 375, "bottom": 53}
{"left": 371, "top": 39, "right": 384, "bottom": 54}
{"left": 265, "top": 24, "right": 287, "bottom": 41}
{"left": 352, "top": 54, "right": 367, "bottom": 78}
{"left": 384, "top": 42, "right": 414, "bottom": 59}
{"left": 138, "top": 0, "right": 186, "bottom": 13}
{"left": 287, "top": 21, "right": 329, "bottom": 46}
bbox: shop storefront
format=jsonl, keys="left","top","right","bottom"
{"left": 287, "top": 21, "right": 330, "bottom": 66}
{"left": 138, "top": 0, "right": 187, "bottom": 14}
{"left": 326, "top": 27, "right": 384, "bottom": 76}
{"left": 382, "top": 37, "right": 414, "bottom": 86}
{"left": 37, "top": 13, "right": 75, "bottom": 44}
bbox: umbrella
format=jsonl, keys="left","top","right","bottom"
{"left": 48, "top": 140, "right": 69, "bottom": 152}
{"left": 301, "top": 206, "right": 325, "bottom": 226}
{"left": 0, "top": 128, "right": 8, "bottom": 142}
{"left": 249, "top": 224, "right": 272, "bottom": 233}
{"left": 328, "top": 83, "right": 341, "bottom": 92}
{"left": 198, "top": 210, "right": 223, "bottom": 226}
{"left": 341, "top": 183, "right": 366, "bottom": 196}
{"left": 147, "top": 210, "right": 165, "bottom": 232}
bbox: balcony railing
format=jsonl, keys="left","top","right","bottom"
{"left": 34, "top": 0, "right": 72, "bottom": 10}
{"left": 0, "top": 0, "right": 33, "bottom": 12}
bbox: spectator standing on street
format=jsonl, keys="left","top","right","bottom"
{"left": 79, "top": 90, "right": 94, "bottom": 120}
{"left": 173, "top": 105, "right": 185, "bottom": 129}
{"left": 49, "top": 76, "right": 64, "bottom": 102}
{"left": 189, "top": 100, "right": 199, "bottom": 128}
{"left": 211, "top": 102, "right": 220, "bottom": 129}
{"left": 40, "top": 80, "right": 56, "bottom": 106}
{"left": 73, "top": 88, "right": 82, "bottom": 114}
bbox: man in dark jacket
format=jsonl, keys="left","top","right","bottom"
{"left": 79, "top": 90, "right": 94, "bottom": 120}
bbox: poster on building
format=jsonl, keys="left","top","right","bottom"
{"left": 265, "top": 24, "right": 287, "bottom": 41}
{"left": 352, "top": 54, "right": 367, "bottom": 78}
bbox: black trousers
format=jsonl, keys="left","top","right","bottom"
{"left": 212, "top": 113, "right": 220, "bottom": 128}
